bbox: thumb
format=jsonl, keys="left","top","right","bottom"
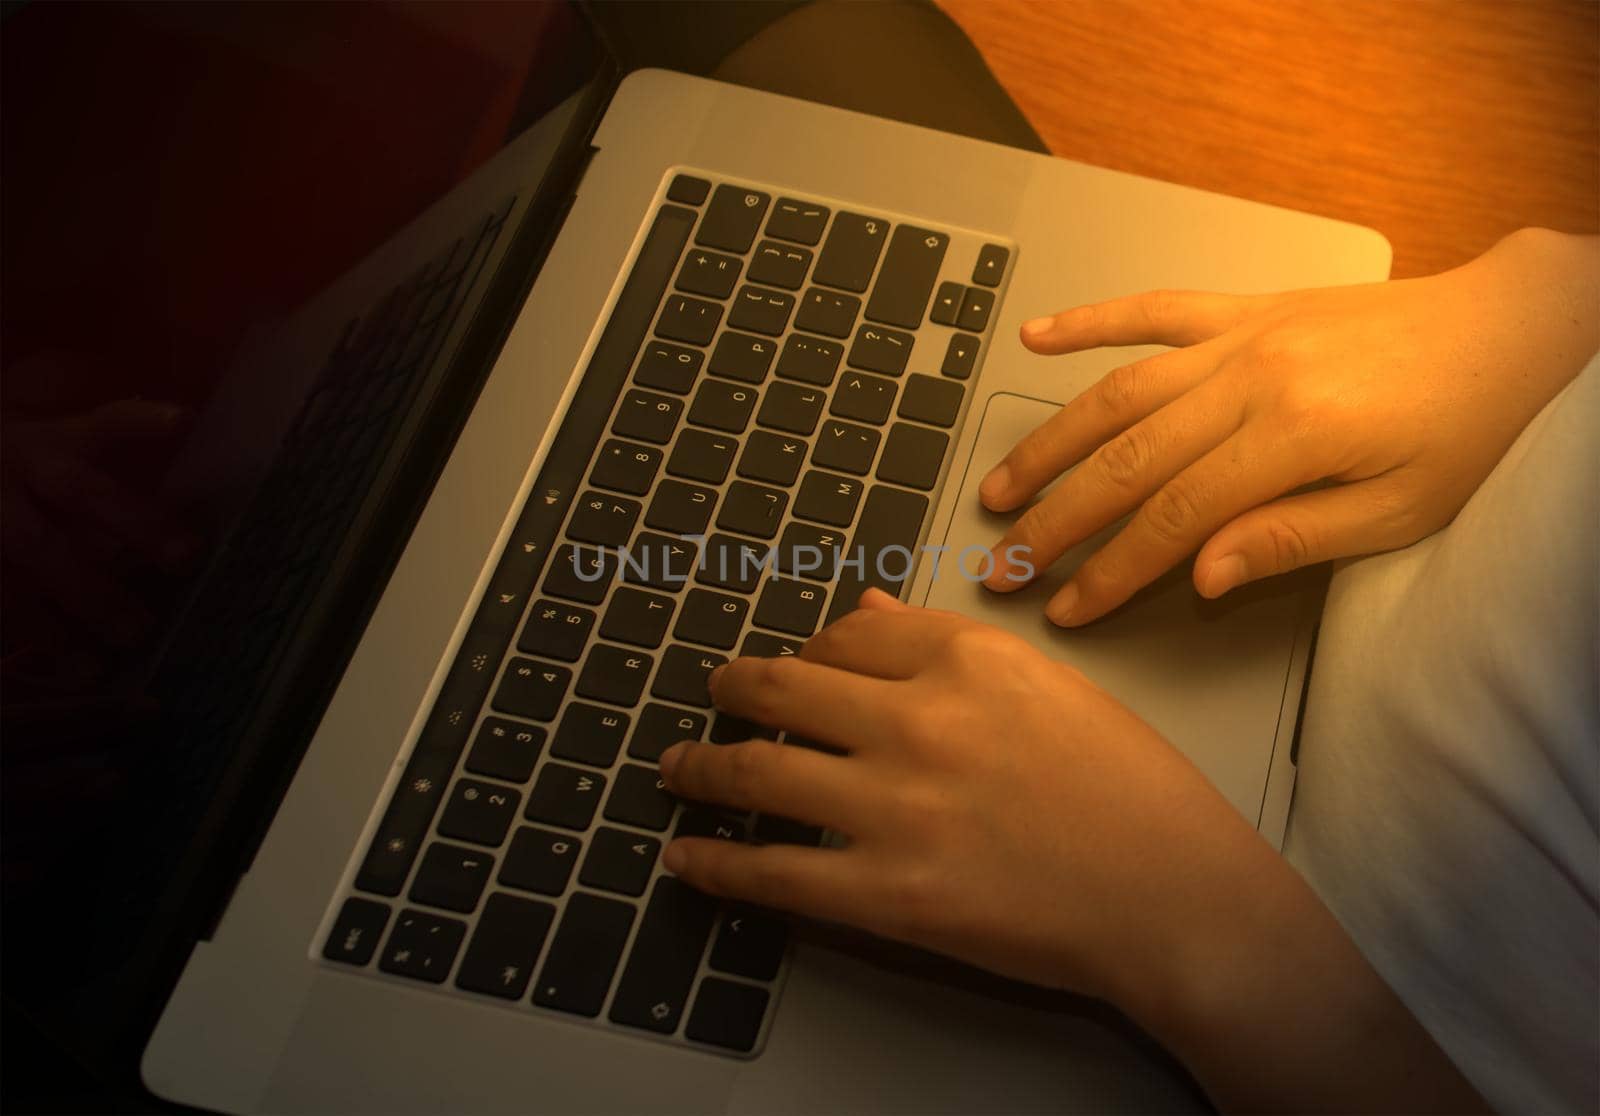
{"left": 1194, "top": 478, "right": 1426, "bottom": 597}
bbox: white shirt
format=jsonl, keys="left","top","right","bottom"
{"left": 1286, "top": 356, "right": 1599, "bottom": 1114}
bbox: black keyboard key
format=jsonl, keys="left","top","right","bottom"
{"left": 655, "top": 294, "right": 723, "bottom": 346}
{"left": 710, "top": 712, "right": 768, "bottom": 744}
{"left": 525, "top": 762, "right": 607, "bottom": 830}
{"left": 455, "top": 892, "right": 556, "bottom": 1000}
{"left": 846, "top": 324, "right": 914, "bottom": 377}
{"left": 410, "top": 841, "right": 494, "bottom": 913}
{"left": 533, "top": 892, "right": 634, "bottom": 1017}
{"left": 794, "top": 470, "right": 864, "bottom": 527}
{"left": 793, "top": 287, "right": 860, "bottom": 339}
{"left": 674, "top": 808, "right": 747, "bottom": 842}
{"left": 519, "top": 599, "right": 595, "bottom": 662}
{"left": 747, "top": 239, "right": 812, "bottom": 290}
{"left": 543, "top": 544, "right": 618, "bottom": 605}
{"left": 687, "top": 979, "right": 770, "bottom": 1052}
{"left": 811, "top": 419, "right": 880, "bottom": 475}
{"left": 667, "top": 428, "right": 736, "bottom": 483}
{"left": 580, "top": 827, "right": 662, "bottom": 897}
{"left": 591, "top": 438, "right": 662, "bottom": 496}
{"left": 696, "top": 184, "right": 770, "bottom": 254}
{"left": 813, "top": 212, "right": 888, "bottom": 293}
{"left": 765, "top": 197, "right": 828, "bottom": 245}
{"left": 674, "top": 587, "right": 749, "bottom": 649}
{"left": 942, "top": 333, "right": 979, "bottom": 380}
{"left": 737, "top": 430, "right": 807, "bottom": 486}
{"left": 492, "top": 658, "right": 572, "bottom": 722}
{"left": 973, "top": 243, "right": 1008, "bottom": 287}
{"left": 576, "top": 643, "right": 653, "bottom": 707}
{"left": 567, "top": 492, "right": 641, "bottom": 547}
{"left": 707, "top": 331, "right": 777, "bottom": 384}
{"left": 826, "top": 485, "right": 929, "bottom": 624}
{"left": 605, "top": 763, "right": 678, "bottom": 831}
{"left": 697, "top": 533, "right": 771, "bottom": 594}
{"left": 741, "top": 630, "right": 803, "bottom": 658}
{"left": 623, "top": 532, "right": 698, "bottom": 591}
{"left": 864, "top": 225, "right": 948, "bottom": 329}
{"left": 499, "top": 825, "right": 582, "bottom": 896}
{"left": 686, "top": 379, "right": 758, "bottom": 433}
{"left": 773, "top": 522, "right": 843, "bottom": 580}
{"left": 612, "top": 390, "right": 682, "bottom": 445}
{"left": 958, "top": 286, "right": 995, "bottom": 332}
{"left": 756, "top": 382, "right": 825, "bottom": 435}
{"left": 599, "top": 586, "right": 676, "bottom": 649}
{"left": 754, "top": 578, "right": 827, "bottom": 636}
{"left": 931, "top": 281, "right": 962, "bottom": 326}
{"left": 675, "top": 249, "right": 741, "bottom": 299}
{"left": 667, "top": 174, "right": 710, "bottom": 206}
{"left": 323, "top": 897, "right": 389, "bottom": 965}
{"left": 636, "top": 340, "right": 704, "bottom": 394}
{"left": 709, "top": 906, "right": 788, "bottom": 980}
{"left": 609, "top": 877, "right": 719, "bottom": 1033}
{"left": 717, "top": 481, "right": 788, "bottom": 540}
{"left": 897, "top": 374, "right": 964, "bottom": 427}
{"left": 645, "top": 478, "right": 717, "bottom": 535}
{"left": 727, "top": 285, "right": 794, "bottom": 336}
{"left": 380, "top": 909, "right": 466, "bottom": 983}
{"left": 438, "top": 778, "right": 522, "bottom": 847}
{"left": 753, "top": 811, "right": 825, "bottom": 846}
{"left": 877, "top": 422, "right": 950, "bottom": 490}
{"left": 629, "top": 703, "right": 708, "bottom": 762}
{"left": 775, "top": 333, "right": 844, "bottom": 385}
{"left": 652, "top": 645, "right": 727, "bottom": 707}
{"left": 830, "top": 372, "right": 897, "bottom": 424}
{"left": 466, "top": 717, "right": 546, "bottom": 783}
{"left": 551, "top": 701, "right": 631, "bottom": 767}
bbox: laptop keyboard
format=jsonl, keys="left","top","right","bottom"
{"left": 322, "top": 171, "right": 1013, "bottom": 1055}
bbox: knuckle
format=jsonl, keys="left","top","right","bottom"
{"left": 881, "top": 861, "right": 943, "bottom": 938}
{"left": 1140, "top": 288, "right": 1185, "bottom": 330}
{"left": 1141, "top": 483, "right": 1202, "bottom": 543}
{"left": 1262, "top": 517, "right": 1314, "bottom": 571}
{"left": 1094, "top": 427, "right": 1152, "bottom": 491}
{"left": 1094, "top": 362, "right": 1145, "bottom": 415}
{"left": 724, "top": 739, "right": 777, "bottom": 805}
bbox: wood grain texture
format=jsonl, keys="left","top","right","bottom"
{"left": 937, "top": 0, "right": 1599, "bottom": 278}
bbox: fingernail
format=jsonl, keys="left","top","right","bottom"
{"left": 662, "top": 842, "right": 687, "bottom": 874}
{"left": 1021, "top": 315, "right": 1055, "bottom": 337}
{"left": 659, "top": 743, "right": 682, "bottom": 779}
{"left": 1047, "top": 582, "right": 1080, "bottom": 626}
{"left": 982, "top": 545, "right": 1012, "bottom": 590}
{"left": 979, "top": 463, "right": 1010, "bottom": 506}
{"left": 1201, "top": 554, "right": 1247, "bottom": 598}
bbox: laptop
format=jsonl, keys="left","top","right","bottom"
{"left": 137, "top": 6, "right": 1391, "bottom": 1111}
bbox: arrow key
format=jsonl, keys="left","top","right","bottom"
{"left": 709, "top": 905, "right": 788, "bottom": 981}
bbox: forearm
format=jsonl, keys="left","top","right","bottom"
{"left": 1116, "top": 838, "right": 1488, "bottom": 1114}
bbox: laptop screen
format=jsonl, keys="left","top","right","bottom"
{"left": 0, "top": 0, "right": 607, "bottom": 1033}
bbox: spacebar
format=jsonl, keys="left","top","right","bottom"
{"left": 826, "top": 485, "right": 930, "bottom": 625}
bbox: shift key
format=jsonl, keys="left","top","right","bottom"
{"left": 608, "top": 877, "right": 719, "bottom": 1033}
{"left": 864, "top": 225, "right": 948, "bottom": 329}
{"left": 812, "top": 213, "right": 888, "bottom": 293}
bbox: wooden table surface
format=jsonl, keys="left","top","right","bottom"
{"left": 937, "top": 0, "right": 1599, "bottom": 279}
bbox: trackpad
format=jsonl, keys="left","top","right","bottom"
{"left": 920, "top": 392, "right": 1317, "bottom": 824}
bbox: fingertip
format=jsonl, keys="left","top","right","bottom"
{"left": 858, "top": 587, "right": 907, "bottom": 611}
{"left": 978, "top": 463, "right": 1012, "bottom": 509}
{"left": 662, "top": 840, "right": 687, "bottom": 874}
{"left": 1197, "top": 553, "right": 1247, "bottom": 599}
{"left": 1019, "top": 315, "right": 1057, "bottom": 347}
{"left": 1045, "top": 581, "right": 1081, "bottom": 626}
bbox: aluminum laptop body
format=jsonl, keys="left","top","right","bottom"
{"left": 142, "top": 56, "right": 1390, "bottom": 1115}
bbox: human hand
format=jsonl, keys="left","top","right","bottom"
{"left": 657, "top": 588, "right": 1263, "bottom": 1005}
{"left": 980, "top": 227, "right": 1600, "bottom": 625}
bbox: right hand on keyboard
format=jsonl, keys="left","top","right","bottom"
{"left": 977, "top": 227, "right": 1600, "bottom": 628}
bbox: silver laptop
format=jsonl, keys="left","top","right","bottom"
{"left": 140, "top": 9, "right": 1390, "bottom": 1111}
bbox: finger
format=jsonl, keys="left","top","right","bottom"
{"left": 709, "top": 653, "right": 900, "bottom": 751}
{"left": 980, "top": 340, "right": 1229, "bottom": 512}
{"left": 659, "top": 738, "right": 869, "bottom": 833}
{"left": 984, "top": 377, "right": 1245, "bottom": 592}
{"left": 800, "top": 604, "right": 967, "bottom": 679}
{"left": 1018, "top": 289, "right": 1272, "bottom": 355}
{"left": 69, "top": 398, "right": 189, "bottom": 450}
{"left": 1194, "top": 475, "right": 1428, "bottom": 597}
{"left": 662, "top": 838, "right": 874, "bottom": 929}
{"left": 1046, "top": 427, "right": 1318, "bottom": 625}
